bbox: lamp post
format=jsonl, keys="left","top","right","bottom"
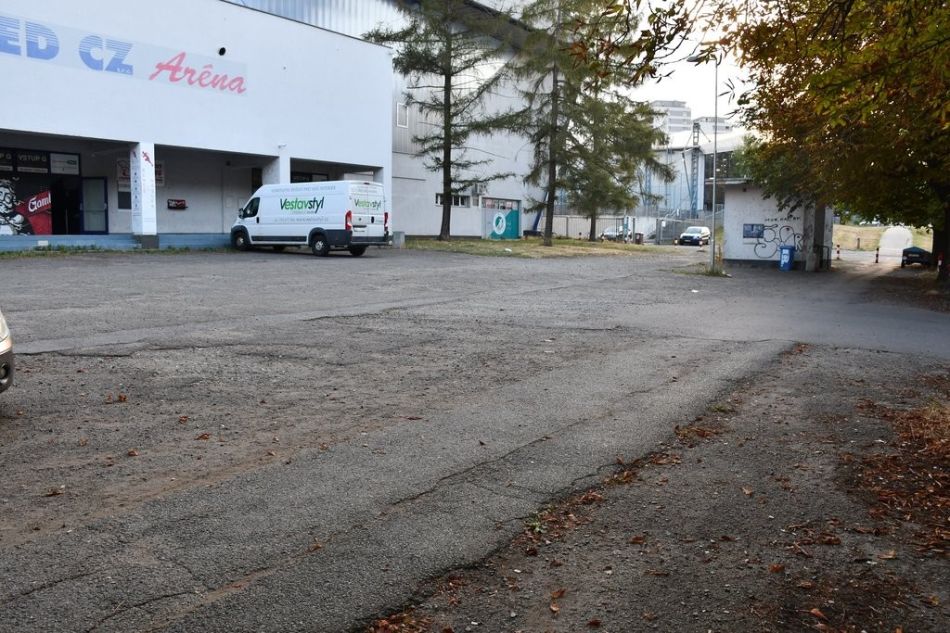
{"left": 687, "top": 52, "right": 721, "bottom": 274}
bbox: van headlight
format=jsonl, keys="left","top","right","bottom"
{"left": 0, "top": 309, "right": 9, "bottom": 343}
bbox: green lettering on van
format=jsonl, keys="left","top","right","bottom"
{"left": 279, "top": 197, "right": 325, "bottom": 212}
{"left": 353, "top": 198, "right": 382, "bottom": 210}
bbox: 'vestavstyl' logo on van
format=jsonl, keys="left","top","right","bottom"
{"left": 353, "top": 198, "right": 381, "bottom": 210}
{"left": 279, "top": 197, "right": 324, "bottom": 212}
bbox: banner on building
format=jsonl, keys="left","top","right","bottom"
{"left": 117, "top": 158, "right": 164, "bottom": 191}
{"left": 0, "top": 178, "right": 52, "bottom": 235}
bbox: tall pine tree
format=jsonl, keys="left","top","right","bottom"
{"left": 511, "top": 0, "right": 671, "bottom": 245}
{"left": 366, "top": 1, "right": 519, "bottom": 240}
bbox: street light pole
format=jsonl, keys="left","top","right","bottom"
{"left": 687, "top": 51, "right": 722, "bottom": 274}
{"left": 711, "top": 58, "right": 718, "bottom": 274}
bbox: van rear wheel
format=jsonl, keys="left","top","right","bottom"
{"left": 311, "top": 234, "right": 330, "bottom": 257}
{"left": 348, "top": 246, "right": 367, "bottom": 257}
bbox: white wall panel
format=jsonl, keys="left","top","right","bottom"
{"left": 1, "top": 0, "right": 392, "bottom": 176}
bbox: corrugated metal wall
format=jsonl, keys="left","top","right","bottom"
{"left": 220, "top": 0, "right": 404, "bottom": 39}
{"left": 222, "top": 0, "right": 424, "bottom": 152}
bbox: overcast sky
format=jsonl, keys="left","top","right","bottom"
{"left": 633, "top": 52, "right": 748, "bottom": 124}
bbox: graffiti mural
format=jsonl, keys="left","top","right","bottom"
{"left": 752, "top": 213, "right": 803, "bottom": 259}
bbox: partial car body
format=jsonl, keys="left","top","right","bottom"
{"left": 901, "top": 246, "right": 931, "bottom": 268}
{"left": 678, "top": 226, "right": 711, "bottom": 246}
{"left": 0, "top": 307, "right": 12, "bottom": 394}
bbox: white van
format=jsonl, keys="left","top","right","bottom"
{"left": 230, "top": 181, "right": 390, "bottom": 256}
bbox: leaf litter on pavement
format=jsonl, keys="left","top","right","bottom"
{"left": 367, "top": 348, "right": 949, "bottom": 633}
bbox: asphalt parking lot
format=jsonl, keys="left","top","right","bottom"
{"left": 0, "top": 248, "right": 947, "bottom": 632}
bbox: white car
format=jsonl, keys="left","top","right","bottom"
{"left": 0, "top": 307, "right": 12, "bottom": 394}
{"left": 678, "top": 226, "right": 711, "bottom": 246}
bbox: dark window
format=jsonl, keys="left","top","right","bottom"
{"left": 743, "top": 223, "right": 765, "bottom": 239}
{"left": 243, "top": 197, "right": 260, "bottom": 218}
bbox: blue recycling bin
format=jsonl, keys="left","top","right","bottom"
{"left": 779, "top": 245, "right": 795, "bottom": 271}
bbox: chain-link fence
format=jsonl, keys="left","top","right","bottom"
{"left": 545, "top": 212, "right": 719, "bottom": 244}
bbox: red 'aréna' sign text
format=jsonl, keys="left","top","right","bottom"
{"left": 149, "top": 52, "right": 247, "bottom": 94}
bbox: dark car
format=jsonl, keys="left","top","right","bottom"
{"left": 0, "top": 307, "right": 12, "bottom": 394}
{"left": 678, "top": 226, "right": 711, "bottom": 246}
{"left": 600, "top": 227, "right": 623, "bottom": 241}
{"left": 901, "top": 246, "right": 931, "bottom": 268}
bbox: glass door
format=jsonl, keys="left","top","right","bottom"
{"left": 81, "top": 178, "right": 108, "bottom": 234}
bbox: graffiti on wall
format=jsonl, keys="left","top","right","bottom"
{"left": 753, "top": 220, "right": 803, "bottom": 259}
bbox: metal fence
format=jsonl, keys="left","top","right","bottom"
{"left": 545, "top": 212, "right": 719, "bottom": 244}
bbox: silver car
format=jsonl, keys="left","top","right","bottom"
{"left": 678, "top": 226, "right": 711, "bottom": 246}
{"left": 0, "top": 307, "right": 12, "bottom": 394}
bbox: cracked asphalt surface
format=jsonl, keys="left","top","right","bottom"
{"left": 0, "top": 248, "right": 947, "bottom": 632}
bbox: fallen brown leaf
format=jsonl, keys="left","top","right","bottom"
{"left": 195, "top": 433, "right": 211, "bottom": 441}
{"left": 551, "top": 588, "right": 566, "bottom": 600}
{"left": 579, "top": 491, "right": 604, "bottom": 504}
{"left": 809, "top": 608, "right": 828, "bottom": 621}
{"left": 44, "top": 487, "right": 64, "bottom": 497}
{"left": 769, "top": 563, "right": 785, "bottom": 573}
{"left": 549, "top": 601, "right": 560, "bottom": 616}
{"left": 587, "top": 618, "right": 602, "bottom": 628}
{"left": 127, "top": 449, "right": 139, "bottom": 457}
{"left": 629, "top": 534, "right": 646, "bottom": 544}
{"left": 742, "top": 487, "right": 754, "bottom": 496}
{"left": 642, "top": 611, "right": 657, "bottom": 621}
{"left": 878, "top": 550, "right": 897, "bottom": 560}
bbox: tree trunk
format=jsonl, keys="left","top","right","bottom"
{"left": 438, "top": 39, "right": 453, "bottom": 242}
{"left": 543, "top": 63, "right": 559, "bottom": 248}
{"left": 937, "top": 203, "right": 949, "bottom": 284}
{"left": 588, "top": 215, "right": 597, "bottom": 241}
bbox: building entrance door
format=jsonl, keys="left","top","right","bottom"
{"left": 81, "top": 178, "right": 108, "bottom": 233}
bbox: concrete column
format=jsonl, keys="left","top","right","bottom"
{"left": 129, "top": 142, "right": 158, "bottom": 247}
{"left": 803, "top": 204, "right": 828, "bottom": 272}
{"left": 262, "top": 146, "right": 290, "bottom": 184}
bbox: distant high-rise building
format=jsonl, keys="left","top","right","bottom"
{"left": 693, "top": 116, "right": 733, "bottom": 137}
{"left": 650, "top": 100, "right": 693, "bottom": 136}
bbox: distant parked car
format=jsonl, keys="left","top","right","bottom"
{"left": 901, "top": 246, "right": 931, "bottom": 268}
{"left": 678, "top": 226, "right": 711, "bottom": 246}
{"left": 0, "top": 307, "right": 12, "bottom": 394}
{"left": 600, "top": 227, "right": 623, "bottom": 241}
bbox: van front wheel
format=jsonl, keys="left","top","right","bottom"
{"left": 311, "top": 234, "right": 330, "bottom": 257}
{"left": 231, "top": 230, "right": 251, "bottom": 251}
{"left": 348, "top": 246, "right": 367, "bottom": 257}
